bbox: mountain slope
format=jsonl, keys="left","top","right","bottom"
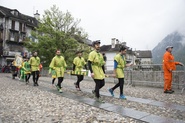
{"left": 152, "top": 31, "right": 185, "bottom": 66}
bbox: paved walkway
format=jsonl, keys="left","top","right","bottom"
{"left": 0, "top": 73, "right": 185, "bottom": 123}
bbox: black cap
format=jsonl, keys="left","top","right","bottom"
{"left": 92, "top": 40, "right": 101, "bottom": 46}
{"left": 119, "top": 46, "right": 127, "bottom": 52}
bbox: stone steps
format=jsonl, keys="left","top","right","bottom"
{"left": 37, "top": 79, "right": 185, "bottom": 123}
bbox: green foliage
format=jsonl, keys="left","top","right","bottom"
{"left": 24, "top": 5, "right": 89, "bottom": 67}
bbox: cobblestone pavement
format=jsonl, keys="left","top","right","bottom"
{"left": 0, "top": 73, "right": 185, "bottom": 123}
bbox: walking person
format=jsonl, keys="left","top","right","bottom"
{"left": 73, "top": 50, "right": 87, "bottom": 91}
{"left": 49, "top": 50, "right": 67, "bottom": 93}
{"left": 108, "top": 46, "right": 132, "bottom": 99}
{"left": 11, "top": 60, "right": 17, "bottom": 79}
{"left": 88, "top": 40, "right": 106, "bottom": 103}
{"left": 29, "top": 51, "right": 40, "bottom": 86}
{"left": 163, "top": 46, "right": 183, "bottom": 94}
{"left": 22, "top": 57, "right": 31, "bottom": 84}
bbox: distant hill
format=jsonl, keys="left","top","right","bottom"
{"left": 152, "top": 31, "right": 185, "bottom": 66}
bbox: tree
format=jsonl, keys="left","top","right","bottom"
{"left": 25, "top": 5, "right": 88, "bottom": 67}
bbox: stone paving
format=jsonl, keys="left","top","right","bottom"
{"left": 0, "top": 73, "right": 185, "bottom": 123}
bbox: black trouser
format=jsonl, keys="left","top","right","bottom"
{"left": 94, "top": 79, "right": 105, "bottom": 98}
{"left": 32, "top": 71, "right": 39, "bottom": 84}
{"left": 25, "top": 74, "right": 31, "bottom": 82}
{"left": 12, "top": 70, "right": 17, "bottom": 79}
{"left": 57, "top": 77, "right": 63, "bottom": 89}
{"left": 112, "top": 78, "right": 124, "bottom": 95}
{"left": 52, "top": 78, "right": 56, "bottom": 84}
{"left": 76, "top": 75, "right": 84, "bottom": 87}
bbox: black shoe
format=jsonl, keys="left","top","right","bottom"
{"left": 36, "top": 83, "right": 39, "bottom": 86}
{"left": 33, "top": 83, "right": 37, "bottom": 86}
{"left": 169, "top": 89, "right": 174, "bottom": 93}
{"left": 164, "top": 90, "right": 173, "bottom": 94}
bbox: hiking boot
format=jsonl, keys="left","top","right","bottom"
{"left": 95, "top": 97, "right": 105, "bottom": 103}
{"left": 55, "top": 85, "right": 60, "bottom": 91}
{"left": 75, "top": 83, "right": 80, "bottom": 90}
{"left": 36, "top": 82, "right": 39, "bottom": 86}
{"left": 119, "top": 94, "right": 126, "bottom": 99}
{"left": 76, "top": 87, "right": 81, "bottom": 91}
{"left": 169, "top": 89, "right": 175, "bottom": 93}
{"left": 164, "top": 90, "right": 173, "bottom": 94}
{"left": 26, "top": 81, "right": 29, "bottom": 85}
{"left": 108, "top": 88, "right": 114, "bottom": 97}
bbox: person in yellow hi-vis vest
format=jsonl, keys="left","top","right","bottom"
{"left": 22, "top": 57, "right": 31, "bottom": 84}
{"left": 108, "top": 46, "right": 132, "bottom": 99}
{"left": 29, "top": 51, "right": 40, "bottom": 86}
{"left": 73, "top": 50, "right": 87, "bottom": 91}
{"left": 49, "top": 50, "right": 67, "bottom": 93}
{"left": 88, "top": 40, "right": 106, "bottom": 103}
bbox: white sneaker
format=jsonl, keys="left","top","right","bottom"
{"left": 59, "top": 89, "right": 63, "bottom": 93}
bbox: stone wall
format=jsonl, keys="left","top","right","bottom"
{"left": 40, "top": 68, "right": 185, "bottom": 89}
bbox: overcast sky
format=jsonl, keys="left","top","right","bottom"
{"left": 1, "top": 0, "right": 185, "bottom": 50}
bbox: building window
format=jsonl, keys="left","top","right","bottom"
{"left": 0, "top": 31, "right": 3, "bottom": 40}
{"left": 10, "top": 32, "right": 14, "bottom": 41}
{"left": 23, "top": 24, "right": 25, "bottom": 32}
{"left": 12, "top": 20, "right": 15, "bottom": 30}
{"left": 19, "top": 33, "right": 26, "bottom": 42}
{"left": 19, "top": 22, "right": 22, "bottom": 32}
{"left": 10, "top": 32, "right": 18, "bottom": 41}
{"left": 15, "top": 11, "right": 18, "bottom": 16}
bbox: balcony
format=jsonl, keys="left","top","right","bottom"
{"left": 9, "top": 28, "right": 19, "bottom": 32}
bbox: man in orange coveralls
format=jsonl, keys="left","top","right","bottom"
{"left": 163, "top": 46, "right": 183, "bottom": 94}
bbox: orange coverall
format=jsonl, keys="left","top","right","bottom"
{"left": 163, "top": 51, "right": 180, "bottom": 91}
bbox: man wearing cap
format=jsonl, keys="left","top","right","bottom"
{"left": 73, "top": 50, "right": 87, "bottom": 91}
{"left": 29, "top": 51, "right": 40, "bottom": 86}
{"left": 163, "top": 46, "right": 183, "bottom": 94}
{"left": 88, "top": 40, "right": 106, "bottom": 103}
{"left": 49, "top": 50, "right": 67, "bottom": 93}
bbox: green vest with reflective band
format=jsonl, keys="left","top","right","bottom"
{"left": 49, "top": 55, "right": 67, "bottom": 77}
{"left": 114, "top": 54, "right": 126, "bottom": 78}
{"left": 29, "top": 56, "right": 40, "bottom": 71}
{"left": 88, "top": 50, "right": 105, "bottom": 79}
{"left": 23, "top": 61, "right": 31, "bottom": 74}
{"left": 73, "top": 56, "right": 86, "bottom": 72}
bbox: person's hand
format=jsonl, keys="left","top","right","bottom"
{"left": 91, "top": 73, "right": 94, "bottom": 78}
{"left": 112, "top": 74, "right": 117, "bottom": 78}
{"left": 129, "top": 63, "right": 133, "bottom": 66}
{"left": 179, "top": 63, "right": 184, "bottom": 66}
